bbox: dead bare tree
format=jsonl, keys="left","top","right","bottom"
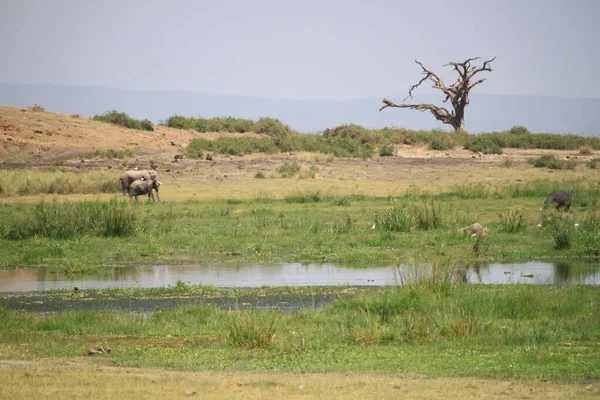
{"left": 380, "top": 57, "right": 496, "bottom": 131}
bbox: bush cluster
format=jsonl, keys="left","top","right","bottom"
{"left": 277, "top": 162, "right": 301, "bottom": 178}
{"left": 464, "top": 128, "right": 600, "bottom": 153}
{"left": 586, "top": 158, "right": 600, "bottom": 169}
{"left": 93, "top": 110, "right": 154, "bottom": 131}
{"left": 88, "top": 149, "right": 133, "bottom": 159}
{"left": 165, "top": 115, "right": 293, "bottom": 137}
{"left": 463, "top": 136, "right": 503, "bottom": 154}
{"left": 185, "top": 135, "right": 373, "bottom": 159}
{"left": 161, "top": 113, "right": 600, "bottom": 158}
{"left": 186, "top": 137, "right": 277, "bottom": 157}
{"left": 529, "top": 154, "right": 576, "bottom": 170}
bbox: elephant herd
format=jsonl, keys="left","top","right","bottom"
{"left": 119, "top": 170, "right": 162, "bottom": 202}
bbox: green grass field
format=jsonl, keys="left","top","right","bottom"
{"left": 0, "top": 177, "right": 599, "bottom": 269}
{"left": 1, "top": 164, "right": 599, "bottom": 396}
{"left": 1, "top": 284, "right": 598, "bottom": 382}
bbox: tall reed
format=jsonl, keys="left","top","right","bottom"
{"left": 1, "top": 200, "right": 143, "bottom": 240}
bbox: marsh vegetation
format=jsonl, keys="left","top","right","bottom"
{"left": 0, "top": 284, "right": 598, "bottom": 383}
{"left": 0, "top": 178, "right": 599, "bottom": 269}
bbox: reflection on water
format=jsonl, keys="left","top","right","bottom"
{"left": 0, "top": 260, "right": 599, "bottom": 292}
{"left": 452, "top": 260, "right": 600, "bottom": 285}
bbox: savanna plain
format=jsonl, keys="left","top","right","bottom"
{"left": 0, "top": 105, "right": 599, "bottom": 399}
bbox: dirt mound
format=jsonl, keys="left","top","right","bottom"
{"left": 0, "top": 105, "right": 259, "bottom": 163}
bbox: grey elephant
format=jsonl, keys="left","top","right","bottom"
{"left": 128, "top": 178, "right": 161, "bottom": 202}
{"left": 543, "top": 190, "right": 572, "bottom": 211}
{"left": 119, "top": 170, "right": 159, "bottom": 195}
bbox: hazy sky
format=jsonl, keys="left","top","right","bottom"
{"left": 1, "top": 0, "right": 599, "bottom": 101}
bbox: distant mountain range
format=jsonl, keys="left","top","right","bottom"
{"left": 1, "top": 83, "right": 599, "bottom": 136}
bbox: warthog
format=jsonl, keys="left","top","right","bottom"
{"left": 460, "top": 222, "right": 486, "bottom": 237}
{"left": 128, "top": 178, "right": 161, "bottom": 202}
{"left": 543, "top": 190, "right": 572, "bottom": 211}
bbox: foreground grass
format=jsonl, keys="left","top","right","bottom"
{"left": 1, "top": 361, "right": 597, "bottom": 400}
{"left": 0, "top": 178, "right": 599, "bottom": 268}
{"left": 0, "top": 285, "right": 598, "bottom": 383}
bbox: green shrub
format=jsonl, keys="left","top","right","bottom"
{"left": 545, "top": 215, "right": 575, "bottom": 250}
{"left": 325, "top": 138, "right": 373, "bottom": 158}
{"left": 185, "top": 135, "right": 373, "bottom": 159}
{"left": 284, "top": 191, "right": 322, "bottom": 203}
{"left": 165, "top": 115, "right": 196, "bottom": 130}
{"left": 529, "top": 154, "right": 576, "bottom": 170}
{"left": 255, "top": 172, "right": 265, "bottom": 179}
{"left": 498, "top": 209, "right": 527, "bottom": 233}
{"left": 467, "top": 130, "right": 600, "bottom": 151}
{"left": 226, "top": 311, "right": 278, "bottom": 348}
{"left": 93, "top": 110, "right": 154, "bottom": 131}
{"left": 379, "top": 144, "right": 395, "bottom": 157}
{"left": 139, "top": 119, "right": 154, "bottom": 131}
{"left": 428, "top": 135, "right": 456, "bottom": 151}
{"left": 211, "top": 136, "right": 277, "bottom": 156}
{"left": 586, "top": 158, "right": 600, "bottom": 169}
{"left": 95, "top": 201, "right": 141, "bottom": 237}
{"left": 254, "top": 117, "right": 293, "bottom": 138}
{"left": 412, "top": 201, "right": 445, "bottom": 230}
{"left": 89, "top": 149, "right": 133, "bottom": 159}
{"left": 374, "top": 207, "right": 413, "bottom": 232}
{"left": 579, "top": 213, "right": 600, "bottom": 255}
{"left": 323, "top": 124, "right": 375, "bottom": 143}
{"left": 464, "top": 137, "right": 503, "bottom": 154}
{"left": 508, "top": 125, "right": 531, "bottom": 135}
{"left": 278, "top": 162, "right": 301, "bottom": 178}
{"left": 185, "top": 138, "right": 207, "bottom": 159}
{"left": 186, "top": 137, "right": 276, "bottom": 157}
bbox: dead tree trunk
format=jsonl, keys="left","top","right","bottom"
{"left": 380, "top": 57, "right": 496, "bottom": 131}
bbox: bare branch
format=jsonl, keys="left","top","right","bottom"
{"left": 404, "top": 73, "right": 430, "bottom": 101}
{"left": 404, "top": 60, "right": 447, "bottom": 101}
{"left": 380, "top": 98, "right": 459, "bottom": 129}
{"left": 446, "top": 57, "right": 479, "bottom": 79}
{"left": 381, "top": 56, "right": 496, "bottom": 131}
{"left": 466, "top": 56, "right": 496, "bottom": 80}
{"left": 468, "top": 78, "right": 487, "bottom": 90}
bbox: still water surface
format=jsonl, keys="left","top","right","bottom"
{"left": 1, "top": 260, "right": 599, "bottom": 293}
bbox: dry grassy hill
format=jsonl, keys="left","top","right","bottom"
{"left": 0, "top": 105, "right": 261, "bottom": 164}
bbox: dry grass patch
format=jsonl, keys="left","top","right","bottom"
{"left": 0, "top": 360, "right": 597, "bottom": 400}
